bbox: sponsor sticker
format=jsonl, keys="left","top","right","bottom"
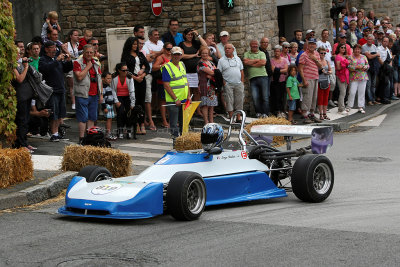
{"left": 241, "top": 151, "right": 247, "bottom": 159}
{"left": 91, "top": 184, "right": 122, "bottom": 195}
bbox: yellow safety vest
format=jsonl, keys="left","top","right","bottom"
{"left": 164, "top": 61, "right": 189, "bottom": 102}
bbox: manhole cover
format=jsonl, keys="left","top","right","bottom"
{"left": 348, "top": 157, "right": 392, "bottom": 163}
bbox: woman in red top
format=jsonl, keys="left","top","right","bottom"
{"left": 152, "top": 42, "right": 173, "bottom": 128}
{"left": 335, "top": 44, "right": 350, "bottom": 114}
{"left": 110, "top": 62, "right": 136, "bottom": 139}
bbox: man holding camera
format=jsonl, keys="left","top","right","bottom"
{"left": 73, "top": 44, "right": 103, "bottom": 144}
{"left": 38, "top": 40, "right": 73, "bottom": 142}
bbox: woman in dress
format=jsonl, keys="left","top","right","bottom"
{"left": 197, "top": 46, "right": 218, "bottom": 124}
{"left": 270, "top": 45, "right": 288, "bottom": 118}
{"left": 110, "top": 62, "right": 136, "bottom": 139}
{"left": 317, "top": 47, "right": 332, "bottom": 120}
{"left": 179, "top": 28, "right": 207, "bottom": 115}
{"left": 346, "top": 44, "right": 369, "bottom": 113}
{"left": 335, "top": 43, "right": 350, "bottom": 114}
{"left": 121, "top": 37, "right": 150, "bottom": 134}
{"left": 152, "top": 42, "right": 173, "bottom": 128}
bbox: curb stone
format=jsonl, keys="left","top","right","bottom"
{"left": 0, "top": 171, "right": 77, "bottom": 211}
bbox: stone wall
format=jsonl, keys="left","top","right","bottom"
{"left": 351, "top": 0, "right": 400, "bottom": 24}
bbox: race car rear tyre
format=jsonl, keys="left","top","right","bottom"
{"left": 291, "top": 154, "right": 334, "bottom": 203}
{"left": 78, "top": 165, "right": 112, "bottom": 183}
{"left": 167, "top": 172, "right": 206, "bottom": 221}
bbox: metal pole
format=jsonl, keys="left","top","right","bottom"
{"left": 202, "top": 0, "right": 207, "bottom": 33}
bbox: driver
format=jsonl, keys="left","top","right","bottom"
{"left": 201, "top": 123, "right": 224, "bottom": 151}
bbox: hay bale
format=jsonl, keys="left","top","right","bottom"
{"left": 61, "top": 145, "right": 132, "bottom": 177}
{"left": 175, "top": 132, "right": 202, "bottom": 151}
{"left": 245, "top": 116, "right": 291, "bottom": 144}
{"left": 0, "top": 148, "right": 33, "bottom": 188}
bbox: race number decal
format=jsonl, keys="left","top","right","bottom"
{"left": 91, "top": 184, "right": 122, "bottom": 195}
{"left": 241, "top": 151, "right": 247, "bottom": 159}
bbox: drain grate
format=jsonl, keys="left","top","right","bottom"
{"left": 348, "top": 157, "right": 392, "bottom": 163}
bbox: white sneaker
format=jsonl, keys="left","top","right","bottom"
{"left": 341, "top": 110, "right": 349, "bottom": 115}
{"left": 72, "top": 104, "right": 76, "bottom": 110}
{"left": 358, "top": 108, "right": 365, "bottom": 114}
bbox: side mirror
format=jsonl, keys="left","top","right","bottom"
{"left": 311, "top": 127, "right": 333, "bottom": 154}
{"left": 204, "top": 146, "right": 223, "bottom": 158}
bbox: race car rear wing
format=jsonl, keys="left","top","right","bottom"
{"left": 250, "top": 124, "right": 333, "bottom": 154}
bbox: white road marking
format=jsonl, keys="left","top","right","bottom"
{"left": 120, "top": 143, "right": 172, "bottom": 150}
{"left": 32, "top": 155, "right": 62, "bottom": 171}
{"left": 358, "top": 114, "right": 387, "bottom": 127}
{"left": 147, "top": 137, "right": 173, "bottom": 144}
{"left": 132, "top": 160, "right": 155, "bottom": 166}
{"left": 121, "top": 150, "right": 165, "bottom": 158}
{"left": 325, "top": 107, "right": 358, "bottom": 120}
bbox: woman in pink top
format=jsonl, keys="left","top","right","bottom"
{"left": 270, "top": 45, "right": 288, "bottom": 117}
{"left": 335, "top": 44, "right": 350, "bottom": 114}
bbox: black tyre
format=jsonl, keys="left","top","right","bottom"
{"left": 166, "top": 172, "right": 206, "bottom": 221}
{"left": 77, "top": 165, "right": 112, "bottom": 183}
{"left": 291, "top": 154, "right": 334, "bottom": 203}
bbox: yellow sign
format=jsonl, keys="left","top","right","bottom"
{"left": 182, "top": 101, "right": 201, "bottom": 135}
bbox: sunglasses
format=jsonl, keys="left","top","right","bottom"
{"left": 340, "top": 46, "right": 346, "bottom": 49}
{"left": 165, "top": 47, "right": 172, "bottom": 51}
{"left": 320, "top": 52, "right": 326, "bottom": 55}
{"left": 92, "top": 43, "right": 99, "bottom": 46}
{"left": 120, "top": 69, "right": 128, "bottom": 72}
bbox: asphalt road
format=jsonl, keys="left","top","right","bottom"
{"left": 1, "top": 105, "right": 400, "bottom": 266}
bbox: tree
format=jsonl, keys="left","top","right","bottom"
{"left": 0, "top": 0, "right": 18, "bottom": 147}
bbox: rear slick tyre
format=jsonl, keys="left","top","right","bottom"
{"left": 291, "top": 154, "right": 334, "bottom": 202}
{"left": 77, "top": 165, "right": 112, "bottom": 183}
{"left": 166, "top": 171, "right": 206, "bottom": 221}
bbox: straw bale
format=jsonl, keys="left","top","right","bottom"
{"left": 0, "top": 148, "right": 33, "bottom": 188}
{"left": 61, "top": 145, "right": 132, "bottom": 177}
{"left": 175, "top": 132, "right": 202, "bottom": 151}
{"left": 245, "top": 116, "right": 291, "bottom": 144}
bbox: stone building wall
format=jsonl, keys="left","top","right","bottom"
{"left": 351, "top": 0, "right": 400, "bottom": 23}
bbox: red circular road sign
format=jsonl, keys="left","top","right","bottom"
{"left": 151, "top": 0, "right": 162, "bottom": 16}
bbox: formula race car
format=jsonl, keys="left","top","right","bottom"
{"left": 59, "top": 111, "right": 334, "bottom": 221}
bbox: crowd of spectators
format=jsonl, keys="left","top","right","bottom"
{"left": 11, "top": 7, "right": 400, "bottom": 151}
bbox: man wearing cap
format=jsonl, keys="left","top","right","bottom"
{"left": 332, "top": 32, "right": 352, "bottom": 56}
{"left": 38, "top": 40, "right": 73, "bottom": 142}
{"left": 161, "top": 18, "right": 184, "bottom": 47}
{"left": 290, "top": 29, "right": 304, "bottom": 51}
{"left": 162, "top": 46, "right": 190, "bottom": 137}
{"left": 243, "top": 40, "right": 269, "bottom": 118}
{"left": 298, "top": 38, "right": 322, "bottom": 123}
{"left": 218, "top": 43, "right": 244, "bottom": 122}
{"left": 358, "top": 27, "right": 372, "bottom": 46}
{"left": 304, "top": 29, "right": 315, "bottom": 43}
{"left": 217, "top": 31, "right": 237, "bottom": 58}
{"left": 375, "top": 30, "right": 385, "bottom": 47}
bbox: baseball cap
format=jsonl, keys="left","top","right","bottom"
{"left": 220, "top": 31, "right": 229, "bottom": 37}
{"left": 307, "top": 38, "right": 317, "bottom": 43}
{"left": 339, "top": 33, "right": 346, "bottom": 38}
{"left": 44, "top": 40, "right": 56, "bottom": 48}
{"left": 306, "top": 29, "right": 315, "bottom": 35}
{"left": 171, "top": 46, "right": 183, "bottom": 55}
{"left": 377, "top": 29, "right": 385, "bottom": 34}
{"left": 363, "top": 27, "right": 371, "bottom": 32}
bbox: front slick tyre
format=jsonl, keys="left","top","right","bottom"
{"left": 78, "top": 165, "right": 112, "bottom": 183}
{"left": 167, "top": 172, "right": 206, "bottom": 221}
{"left": 291, "top": 154, "right": 334, "bottom": 203}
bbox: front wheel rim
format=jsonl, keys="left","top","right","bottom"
{"left": 94, "top": 173, "right": 110, "bottom": 182}
{"left": 187, "top": 179, "right": 206, "bottom": 214}
{"left": 312, "top": 163, "right": 332, "bottom": 194}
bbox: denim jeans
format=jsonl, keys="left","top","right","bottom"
{"left": 167, "top": 103, "right": 182, "bottom": 137}
{"left": 250, "top": 76, "right": 270, "bottom": 115}
{"left": 366, "top": 71, "right": 377, "bottom": 102}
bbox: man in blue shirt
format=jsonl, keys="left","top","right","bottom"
{"left": 161, "top": 18, "right": 184, "bottom": 46}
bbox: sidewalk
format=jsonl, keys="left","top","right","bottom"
{"left": 1, "top": 100, "right": 398, "bottom": 210}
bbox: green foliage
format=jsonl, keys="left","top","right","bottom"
{"left": 0, "top": 0, "right": 17, "bottom": 146}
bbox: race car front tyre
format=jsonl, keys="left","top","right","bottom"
{"left": 166, "top": 172, "right": 206, "bottom": 221}
{"left": 291, "top": 154, "right": 334, "bottom": 203}
{"left": 77, "top": 165, "right": 112, "bottom": 183}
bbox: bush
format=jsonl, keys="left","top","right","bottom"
{"left": 0, "top": 1, "right": 18, "bottom": 147}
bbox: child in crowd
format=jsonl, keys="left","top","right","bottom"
{"left": 286, "top": 66, "right": 302, "bottom": 124}
{"left": 78, "top": 29, "right": 93, "bottom": 52}
{"left": 41, "top": 11, "right": 61, "bottom": 42}
{"left": 101, "top": 72, "right": 117, "bottom": 140}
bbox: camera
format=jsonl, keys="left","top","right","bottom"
{"left": 22, "top": 59, "right": 33, "bottom": 63}
{"left": 52, "top": 24, "right": 58, "bottom": 29}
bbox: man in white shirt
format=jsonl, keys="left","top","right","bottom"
{"left": 217, "top": 31, "right": 237, "bottom": 58}
{"left": 362, "top": 34, "right": 380, "bottom": 105}
{"left": 142, "top": 29, "right": 164, "bottom": 130}
{"left": 377, "top": 37, "right": 393, "bottom": 103}
{"left": 317, "top": 29, "right": 336, "bottom": 107}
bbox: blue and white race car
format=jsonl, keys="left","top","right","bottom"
{"left": 59, "top": 111, "right": 334, "bottom": 221}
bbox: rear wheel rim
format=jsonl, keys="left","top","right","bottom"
{"left": 312, "top": 163, "right": 332, "bottom": 194}
{"left": 94, "top": 173, "right": 109, "bottom": 182}
{"left": 187, "top": 179, "right": 206, "bottom": 214}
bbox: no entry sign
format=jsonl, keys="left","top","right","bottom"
{"left": 151, "top": 0, "right": 162, "bottom": 16}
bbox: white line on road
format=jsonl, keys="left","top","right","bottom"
{"left": 120, "top": 143, "right": 172, "bottom": 150}
{"left": 357, "top": 114, "right": 387, "bottom": 127}
{"left": 147, "top": 137, "right": 173, "bottom": 144}
{"left": 132, "top": 160, "right": 155, "bottom": 166}
{"left": 32, "top": 155, "right": 62, "bottom": 171}
{"left": 121, "top": 150, "right": 165, "bottom": 159}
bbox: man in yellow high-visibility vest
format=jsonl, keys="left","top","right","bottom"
{"left": 162, "top": 46, "right": 191, "bottom": 137}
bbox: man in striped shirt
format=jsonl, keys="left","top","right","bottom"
{"left": 298, "top": 38, "right": 322, "bottom": 123}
